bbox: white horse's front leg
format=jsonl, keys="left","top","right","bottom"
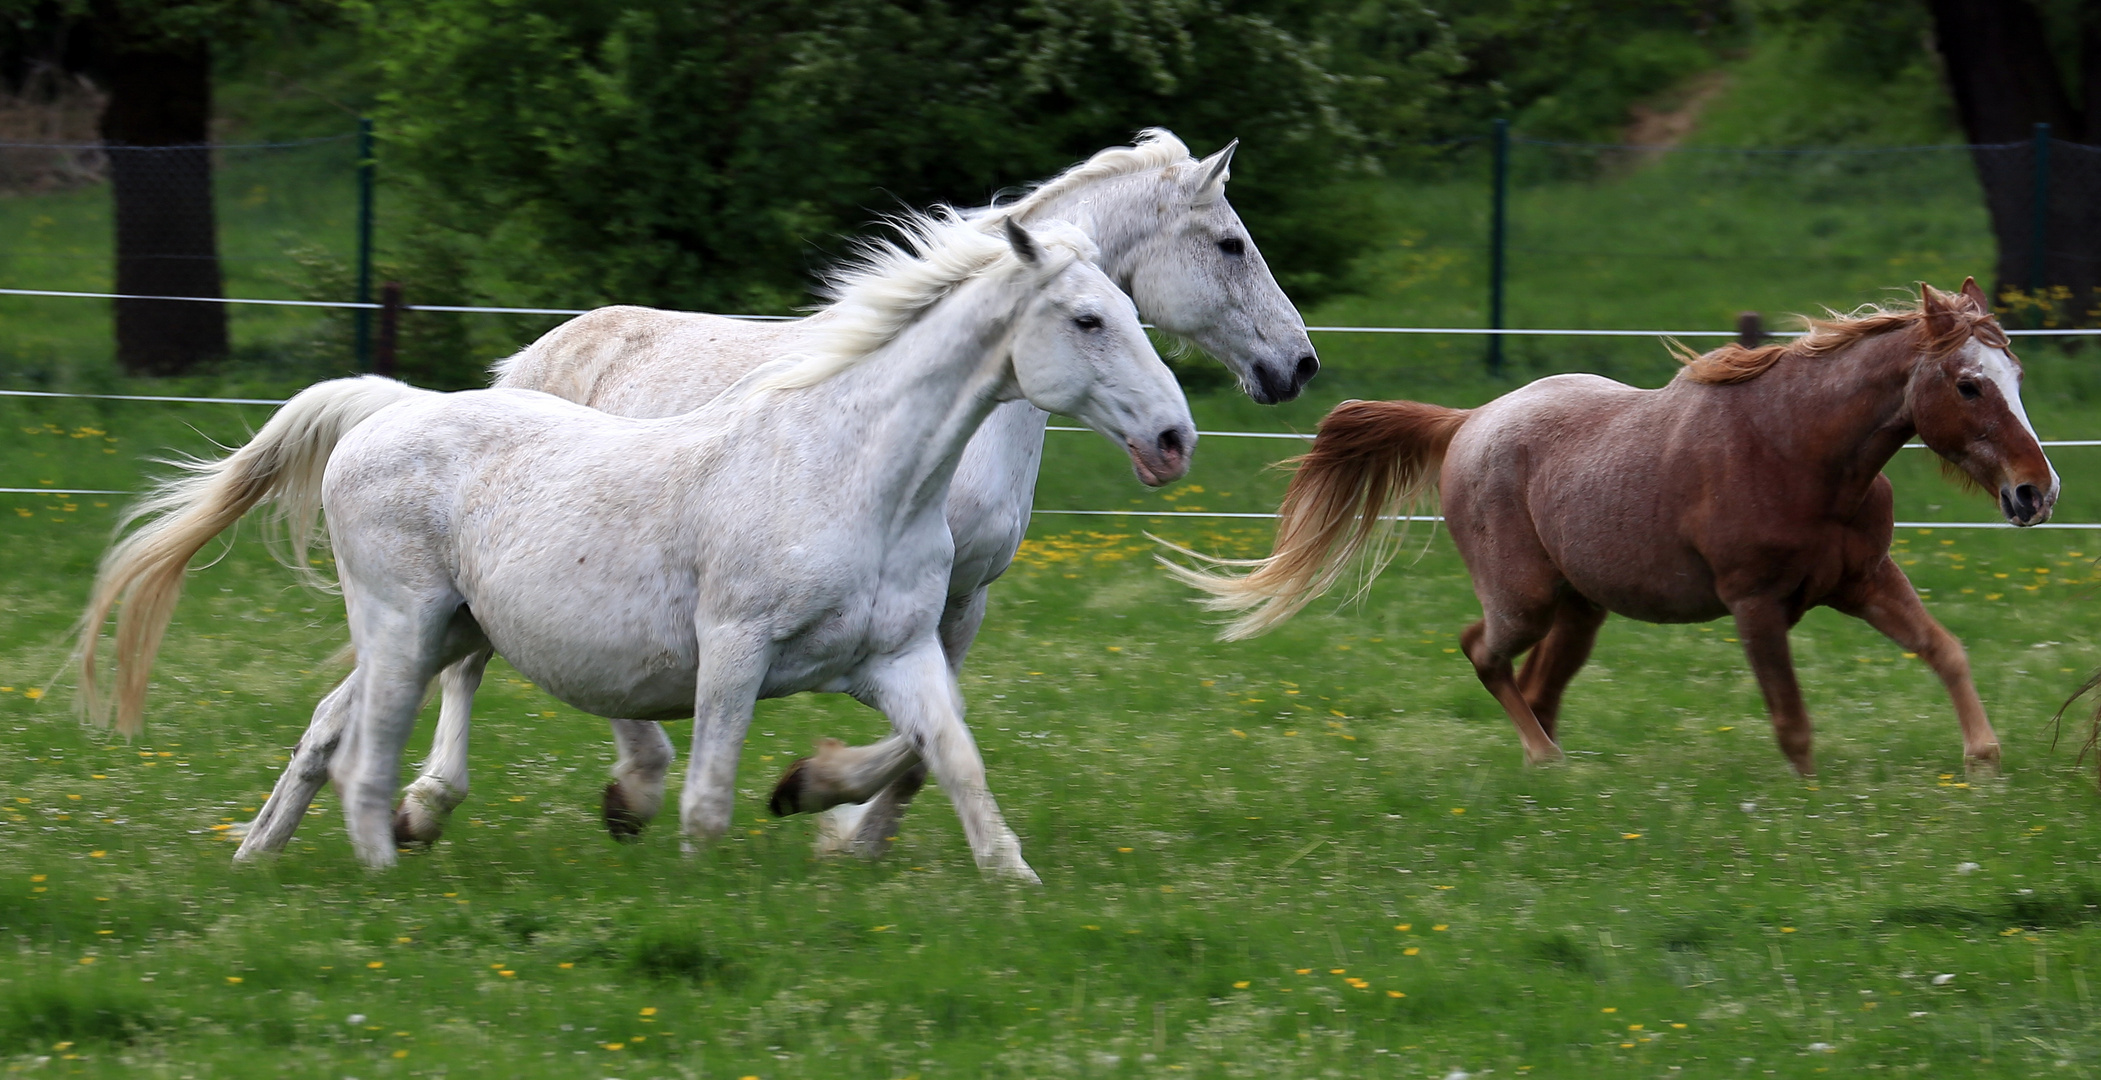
{"left": 680, "top": 634, "right": 771, "bottom": 846}
{"left": 603, "top": 719, "right": 676, "bottom": 840}
{"left": 393, "top": 648, "right": 490, "bottom": 844}
{"left": 798, "top": 586, "right": 988, "bottom": 856}
{"left": 232, "top": 672, "right": 360, "bottom": 861}
{"left": 865, "top": 641, "right": 1035, "bottom": 882}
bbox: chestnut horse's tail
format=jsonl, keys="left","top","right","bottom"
{"left": 1158, "top": 399, "right": 1470, "bottom": 640}
{"left": 73, "top": 375, "right": 428, "bottom": 736}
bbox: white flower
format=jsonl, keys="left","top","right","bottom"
{"left": 1444, "top": 1071, "right": 1472, "bottom": 1080}
{"left": 1740, "top": 802, "right": 1757, "bottom": 813}
{"left": 1956, "top": 862, "right": 1981, "bottom": 874}
{"left": 1808, "top": 1042, "right": 1835, "bottom": 1052}
{"left": 1931, "top": 974, "right": 1956, "bottom": 986}
{"left": 346, "top": 1014, "right": 366, "bottom": 1025}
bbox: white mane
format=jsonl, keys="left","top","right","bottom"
{"left": 754, "top": 209, "right": 1098, "bottom": 392}
{"left": 988, "top": 128, "right": 1197, "bottom": 222}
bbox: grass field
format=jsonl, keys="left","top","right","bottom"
{"left": 11, "top": 36, "right": 2101, "bottom": 1078}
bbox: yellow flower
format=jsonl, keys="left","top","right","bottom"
{"left": 1450, "top": 807, "right": 1465, "bottom": 815}
{"left": 1432, "top": 925, "right": 1448, "bottom": 932}
{"left": 88, "top": 851, "right": 105, "bottom": 858}
{"left": 1232, "top": 981, "right": 1250, "bottom": 989}
{"left": 78, "top": 957, "right": 93, "bottom": 965}
{"left": 1295, "top": 968, "right": 1312, "bottom": 975}
{"left": 23, "top": 688, "right": 42, "bottom": 700}
{"left": 226, "top": 976, "right": 243, "bottom": 984}
{"left": 30, "top": 874, "right": 45, "bottom": 882}
{"left": 1117, "top": 847, "right": 1133, "bottom": 853}
{"left": 392, "top": 1050, "right": 409, "bottom": 1059}
{"left": 1387, "top": 990, "right": 1405, "bottom": 998}
{"left": 1403, "top": 948, "right": 1419, "bottom": 956}
{"left": 1393, "top": 923, "right": 1411, "bottom": 931}
{"left": 1780, "top": 927, "right": 1796, "bottom": 934}
{"left": 367, "top": 961, "right": 384, "bottom": 969}
{"left": 640, "top": 1006, "right": 658, "bottom": 1016}
{"left": 604, "top": 1043, "right": 625, "bottom": 1051}
{"left": 1621, "top": 833, "right": 1642, "bottom": 839}
{"left": 1329, "top": 968, "right": 1346, "bottom": 974}
{"left": 559, "top": 962, "right": 575, "bottom": 969}
{"left": 498, "top": 970, "right": 516, "bottom": 977}
{"left": 1602, "top": 1007, "right": 1618, "bottom": 1013}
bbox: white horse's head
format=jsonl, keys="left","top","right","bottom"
{"left": 1004, "top": 133, "right": 1319, "bottom": 405}
{"left": 1002, "top": 218, "right": 1195, "bottom": 487}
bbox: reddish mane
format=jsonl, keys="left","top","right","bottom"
{"left": 1675, "top": 286, "right": 2011, "bottom": 386}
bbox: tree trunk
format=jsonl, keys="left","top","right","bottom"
{"left": 1928, "top": 0, "right": 2100, "bottom": 325}
{"left": 98, "top": 38, "right": 226, "bottom": 375}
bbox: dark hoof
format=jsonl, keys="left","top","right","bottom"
{"left": 769, "top": 757, "right": 814, "bottom": 817}
{"left": 602, "top": 782, "right": 646, "bottom": 842}
{"left": 391, "top": 800, "right": 436, "bottom": 847}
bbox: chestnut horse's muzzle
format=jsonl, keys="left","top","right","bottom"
{"left": 2000, "top": 481, "right": 2055, "bottom": 526}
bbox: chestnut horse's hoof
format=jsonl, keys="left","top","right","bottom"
{"left": 1965, "top": 745, "right": 2003, "bottom": 778}
{"left": 1523, "top": 745, "right": 1565, "bottom": 766}
{"left": 602, "top": 782, "right": 647, "bottom": 842}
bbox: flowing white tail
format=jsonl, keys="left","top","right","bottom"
{"left": 75, "top": 375, "right": 428, "bottom": 735}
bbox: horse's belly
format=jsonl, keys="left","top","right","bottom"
{"left": 1554, "top": 545, "right": 1727, "bottom": 624}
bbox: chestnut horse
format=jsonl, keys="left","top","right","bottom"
{"left": 1165, "top": 280, "right": 2057, "bottom": 775}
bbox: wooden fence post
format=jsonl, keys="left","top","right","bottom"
{"left": 1737, "top": 311, "right": 1763, "bottom": 349}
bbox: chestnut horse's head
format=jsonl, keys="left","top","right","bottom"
{"left": 1908, "top": 278, "right": 2059, "bottom": 526}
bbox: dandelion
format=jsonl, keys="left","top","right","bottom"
{"left": 367, "top": 961, "right": 384, "bottom": 969}
{"left": 498, "top": 970, "right": 516, "bottom": 977}
{"left": 1621, "top": 832, "right": 1642, "bottom": 839}
{"left": 30, "top": 874, "right": 45, "bottom": 882}
{"left": 1780, "top": 927, "right": 1797, "bottom": 934}
{"left": 1403, "top": 948, "right": 1419, "bottom": 956}
{"left": 1601, "top": 1007, "right": 1617, "bottom": 1013}
{"left": 641, "top": 1007, "right": 658, "bottom": 1016}
{"left": 1394, "top": 923, "right": 1411, "bottom": 931}
{"left": 1295, "top": 968, "right": 1311, "bottom": 975}
{"left": 78, "top": 957, "right": 93, "bottom": 964}
{"left": 1329, "top": 968, "right": 1346, "bottom": 974}
{"left": 226, "top": 976, "right": 243, "bottom": 984}
{"left": 392, "top": 1050, "right": 409, "bottom": 1059}
{"left": 1450, "top": 807, "right": 1465, "bottom": 815}
{"left": 1432, "top": 924, "right": 1448, "bottom": 931}
{"left": 1117, "top": 847, "right": 1132, "bottom": 853}
{"left": 22, "top": 688, "right": 41, "bottom": 700}
{"left": 604, "top": 1043, "right": 625, "bottom": 1051}
{"left": 1387, "top": 990, "right": 1405, "bottom": 998}
{"left": 1232, "top": 981, "right": 1250, "bottom": 989}
{"left": 559, "top": 962, "right": 575, "bottom": 969}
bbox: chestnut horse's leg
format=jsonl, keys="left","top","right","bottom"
{"left": 1833, "top": 556, "right": 2000, "bottom": 773}
{"left": 1726, "top": 597, "right": 1816, "bottom": 776}
{"left": 1460, "top": 606, "right": 1565, "bottom": 766}
{"left": 1514, "top": 594, "right": 1608, "bottom": 742}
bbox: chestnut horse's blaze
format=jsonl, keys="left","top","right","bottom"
{"left": 1166, "top": 278, "right": 2056, "bottom": 776}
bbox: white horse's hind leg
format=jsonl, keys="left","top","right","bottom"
{"left": 336, "top": 601, "right": 478, "bottom": 868}
{"left": 393, "top": 647, "right": 490, "bottom": 845}
{"left": 602, "top": 719, "right": 675, "bottom": 841}
{"left": 232, "top": 672, "right": 360, "bottom": 861}
{"left": 865, "top": 641, "right": 1034, "bottom": 882}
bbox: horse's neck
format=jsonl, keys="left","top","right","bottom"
{"left": 797, "top": 283, "right": 1021, "bottom": 522}
{"left": 1015, "top": 173, "right": 1166, "bottom": 288}
{"left": 1751, "top": 335, "right": 1919, "bottom": 496}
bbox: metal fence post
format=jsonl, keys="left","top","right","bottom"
{"left": 2028, "top": 122, "right": 2050, "bottom": 296}
{"left": 375, "top": 281, "right": 403, "bottom": 377}
{"left": 355, "top": 117, "right": 376, "bottom": 371}
{"left": 1487, "top": 117, "right": 1509, "bottom": 375}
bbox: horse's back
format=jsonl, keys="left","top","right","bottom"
{"left": 493, "top": 306, "right": 806, "bottom": 419}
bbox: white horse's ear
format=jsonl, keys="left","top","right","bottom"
{"left": 1191, "top": 138, "right": 1237, "bottom": 205}
{"left": 1003, "top": 216, "right": 1042, "bottom": 267}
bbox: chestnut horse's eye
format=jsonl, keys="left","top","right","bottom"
{"left": 1217, "top": 237, "right": 1245, "bottom": 257}
{"left": 1957, "top": 379, "right": 1982, "bottom": 400}
{"left": 1073, "top": 314, "right": 1103, "bottom": 330}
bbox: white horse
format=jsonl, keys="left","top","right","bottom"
{"left": 358, "top": 129, "right": 1314, "bottom": 856}
{"left": 76, "top": 215, "right": 1192, "bottom": 878}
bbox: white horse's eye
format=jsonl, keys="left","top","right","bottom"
{"left": 1217, "top": 237, "right": 1245, "bottom": 257}
{"left": 1073, "top": 314, "right": 1103, "bottom": 330}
